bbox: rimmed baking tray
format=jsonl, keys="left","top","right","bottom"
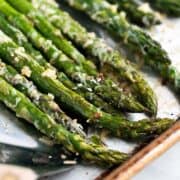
{"left": 0, "top": 1, "right": 179, "bottom": 180}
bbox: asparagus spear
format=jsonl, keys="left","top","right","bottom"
{"left": 7, "top": 0, "right": 98, "bottom": 77}
{"left": 0, "top": 59, "right": 85, "bottom": 136}
{"left": 30, "top": 0, "right": 158, "bottom": 115}
{"left": 0, "top": 77, "right": 129, "bottom": 166}
{"left": 63, "top": 0, "right": 180, "bottom": 93}
{"left": 0, "top": 29, "right": 174, "bottom": 140}
{"left": 0, "top": 1, "right": 146, "bottom": 113}
{"left": 59, "top": 73, "right": 126, "bottom": 116}
{"left": 145, "top": 0, "right": 180, "bottom": 16}
{"left": 107, "top": 0, "right": 160, "bottom": 27}
{"left": 0, "top": 14, "right": 55, "bottom": 71}
{"left": 0, "top": 14, "right": 122, "bottom": 115}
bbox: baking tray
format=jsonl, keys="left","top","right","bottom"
{"left": 0, "top": 1, "right": 180, "bottom": 180}
{"left": 51, "top": 3, "right": 180, "bottom": 179}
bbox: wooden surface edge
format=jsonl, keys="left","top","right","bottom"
{"left": 97, "top": 121, "right": 180, "bottom": 180}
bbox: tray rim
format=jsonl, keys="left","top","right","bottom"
{"left": 96, "top": 121, "right": 180, "bottom": 180}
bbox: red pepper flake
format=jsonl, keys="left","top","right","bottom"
{"left": 97, "top": 73, "right": 104, "bottom": 81}
{"left": 94, "top": 112, "right": 102, "bottom": 119}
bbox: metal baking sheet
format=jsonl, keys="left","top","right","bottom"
{"left": 50, "top": 3, "right": 180, "bottom": 179}
{"left": 0, "top": 2, "right": 179, "bottom": 180}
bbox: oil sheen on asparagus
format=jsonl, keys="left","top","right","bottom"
{"left": 63, "top": 0, "right": 180, "bottom": 93}
{"left": 1, "top": 0, "right": 148, "bottom": 113}
{"left": 28, "top": 0, "right": 158, "bottom": 115}
{"left": 0, "top": 30, "right": 174, "bottom": 140}
{"left": 0, "top": 59, "right": 85, "bottom": 136}
{"left": 0, "top": 77, "right": 129, "bottom": 166}
{"left": 0, "top": 14, "right": 123, "bottom": 116}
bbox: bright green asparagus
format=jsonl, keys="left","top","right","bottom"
{"left": 0, "top": 0, "right": 147, "bottom": 113}
{"left": 7, "top": 0, "right": 98, "bottom": 77}
{"left": 107, "top": 0, "right": 160, "bottom": 27}
{"left": 30, "top": 0, "right": 158, "bottom": 114}
{"left": 0, "top": 77, "right": 130, "bottom": 166}
{"left": 145, "top": 0, "right": 180, "bottom": 16}
{"left": 0, "top": 30, "right": 174, "bottom": 140}
{"left": 63, "top": 0, "right": 180, "bottom": 93}
{"left": 0, "top": 59, "right": 85, "bottom": 136}
{"left": 0, "top": 14, "right": 123, "bottom": 116}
